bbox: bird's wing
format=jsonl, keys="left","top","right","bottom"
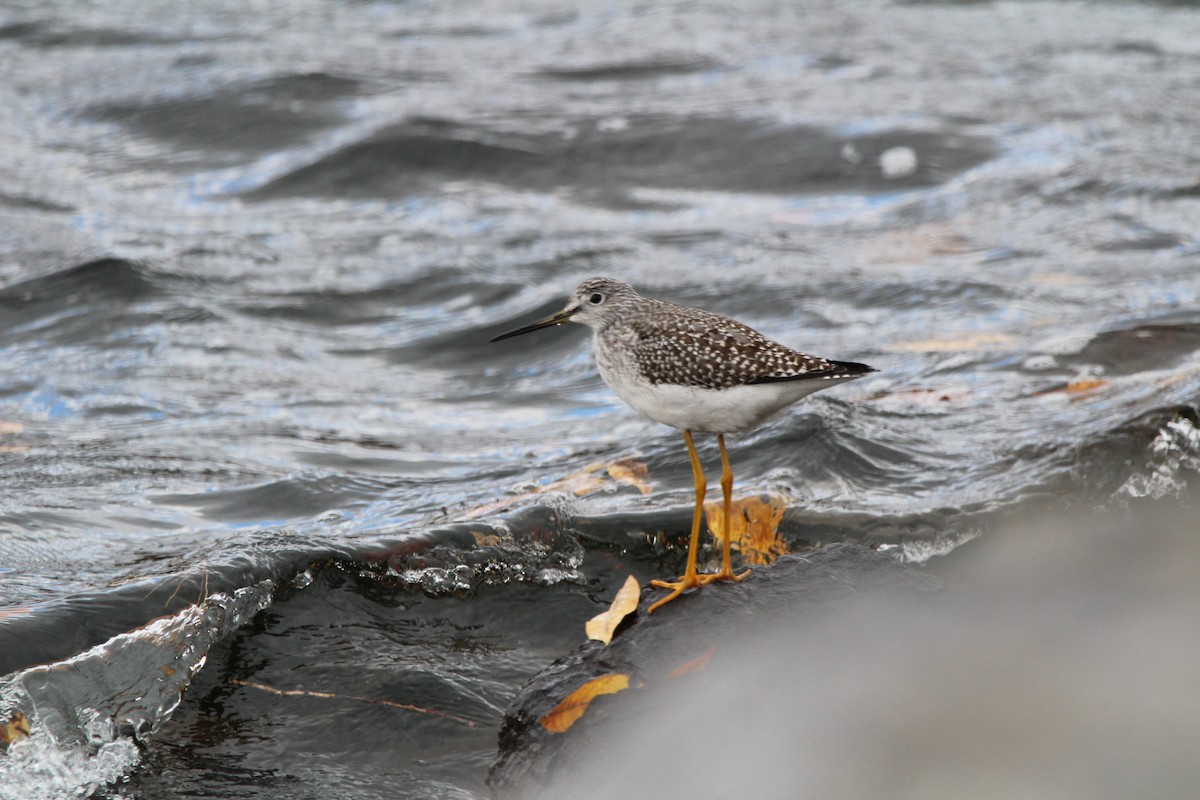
{"left": 628, "top": 308, "right": 861, "bottom": 389}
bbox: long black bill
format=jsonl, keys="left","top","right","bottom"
{"left": 490, "top": 309, "right": 575, "bottom": 342}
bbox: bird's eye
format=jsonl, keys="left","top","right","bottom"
{"left": 589, "top": 293, "right": 604, "bottom": 305}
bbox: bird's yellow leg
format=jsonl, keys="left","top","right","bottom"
{"left": 648, "top": 430, "right": 706, "bottom": 613}
{"left": 700, "top": 433, "right": 751, "bottom": 583}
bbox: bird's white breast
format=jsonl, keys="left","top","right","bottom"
{"left": 607, "top": 376, "right": 832, "bottom": 433}
{"left": 592, "top": 328, "right": 835, "bottom": 434}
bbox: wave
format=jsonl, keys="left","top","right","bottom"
{"left": 0, "top": 585, "right": 273, "bottom": 800}
{"left": 244, "top": 115, "right": 996, "bottom": 203}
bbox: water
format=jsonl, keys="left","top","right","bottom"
{"left": 2, "top": 0, "right": 1199, "bottom": 797}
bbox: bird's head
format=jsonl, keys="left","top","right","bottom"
{"left": 491, "top": 277, "right": 641, "bottom": 341}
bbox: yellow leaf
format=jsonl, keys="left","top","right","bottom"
{"left": 705, "top": 494, "right": 789, "bottom": 565}
{"left": 1, "top": 711, "right": 30, "bottom": 746}
{"left": 607, "top": 458, "right": 652, "bottom": 495}
{"left": 668, "top": 647, "right": 715, "bottom": 678}
{"left": 585, "top": 575, "right": 641, "bottom": 645}
{"left": 539, "top": 674, "right": 631, "bottom": 733}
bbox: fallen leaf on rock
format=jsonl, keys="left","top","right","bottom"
{"left": 705, "top": 494, "right": 788, "bottom": 565}
{"left": 470, "top": 530, "right": 504, "bottom": 547}
{"left": 540, "top": 674, "right": 631, "bottom": 734}
{"left": 668, "top": 647, "right": 715, "bottom": 678}
{"left": 1, "top": 710, "right": 30, "bottom": 747}
{"left": 585, "top": 575, "right": 640, "bottom": 645}
{"left": 607, "top": 458, "right": 652, "bottom": 495}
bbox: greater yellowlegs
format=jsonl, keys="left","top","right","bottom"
{"left": 492, "top": 277, "right": 876, "bottom": 612}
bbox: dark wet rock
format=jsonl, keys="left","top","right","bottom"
{"left": 487, "top": 544, "right": 940, "bottom": 799}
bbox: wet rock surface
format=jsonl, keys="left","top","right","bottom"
{"left": 488, "top": 544, "right": 941, "bottom": 798}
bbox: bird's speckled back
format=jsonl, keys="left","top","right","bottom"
{"left": 569, "top": 279, "right": 866, "bottom": 390}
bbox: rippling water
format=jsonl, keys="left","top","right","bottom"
{"left": 2, "top": 1, "right": 1199, "bottom": 797}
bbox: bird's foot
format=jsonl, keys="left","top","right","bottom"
{"left": 647, "top": 566, "right": 751, "bottom": 613}
{"left": 647, "top": 573, "right": 704, "bottom": 613}
{"left": 696, "top": 566, "right": 751, "bottom": 585}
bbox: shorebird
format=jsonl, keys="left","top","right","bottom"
{"left": 492, "top": 277, "right": 875, "bottom": 612}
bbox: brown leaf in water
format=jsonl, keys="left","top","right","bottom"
{"left": 1032, "top": 378, "right": 1111, "bottom": 400}
{"left": 585, "top": 575, "right": 640, "bottom": 645}
{"left": 460, "top": 458, "right": 651, "bottom": 520}
{"left": 1064, "top": 378, "right": 1107, "bottom": 394}
{"left": 705, "top": 494, "right": 789, "bottom": 565}
{"left": 668, "top": 647, "right": 715, "bottom": 678}
{"left": 539, "top": 673, "right": 631, "bottom": 734}
{"left": 458, "top": 462, "right": 607, "bottom": 520}
{"left": 1, "top": 710, "right": 30, "bottom": 746}
{"left": 543, "top": 461, "right": 609, "bottom": 496}
{"left": 606, "top": 458, "right": 652, "bottom": 495}
{"left": 459, "top": 496, "right": 523, "bottom": 521}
